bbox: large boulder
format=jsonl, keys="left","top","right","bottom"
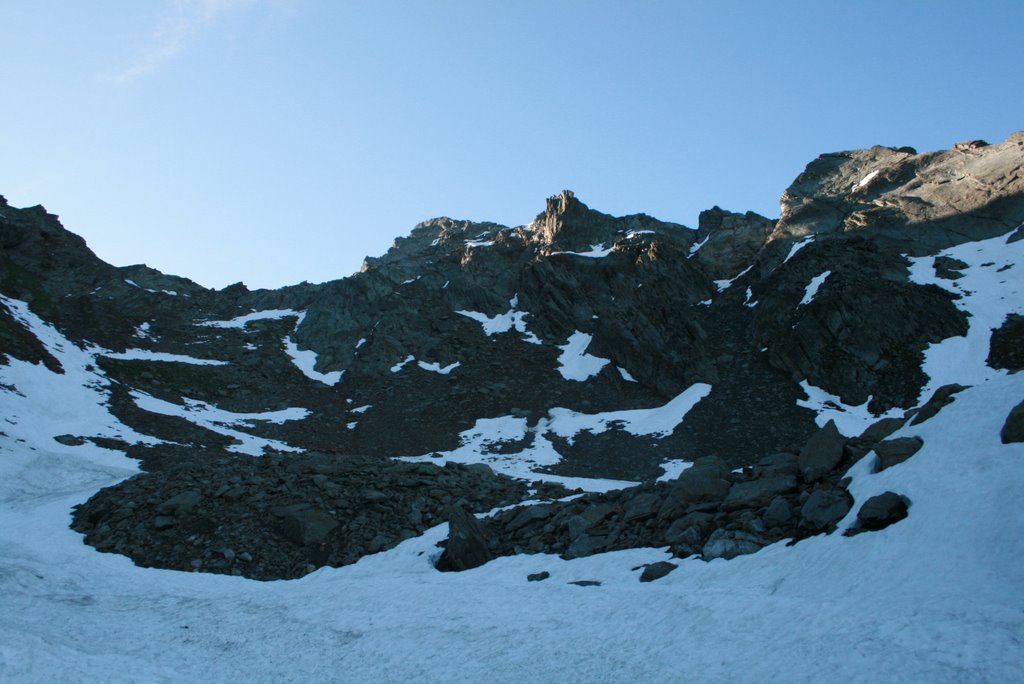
{"left": 157, "top": 490, "right": 203, "bottom": 517}
{"left": 722, "top": 476, "right": 799, "bottom": 511}
{"left": 1001, "top": 400, "right": 1024, "bottom": 445}
{"left": 702, "top": 529, "right": 769, "bottom": 561}
{"left": 859, "top": 417, "right": 906, "bottom": 444}
{"left": 798, "top": 420, "right": 846, "bottom": 482}
{"left": 274, "top": 504, "right": 339, "bottom": 546}
{"left": 639, "top": 561, "right": 678, "bottom": 583}
{"left": 873, "top": 436, "right": 924, "bottom": 472}
{"left": 857, "top": 492, "right": 909, "bottom": 531}
{"left": 763, "top": 496, "right": 794, "bottom": 529}
{"left": 437, "top": 502, "right": 493, "bottom": 571}
{"left": 910, "top": 384, "right": 968, "bottom": 426}
{"left": 800, "top": 489, "right": 852, "bottom": 532}
{"left": 665, "top": 457, "right": 731, "bottom": 506}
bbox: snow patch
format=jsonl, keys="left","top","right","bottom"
{"left": 397, "top": 384, "right": 710, "bottom": 490}
{"left": 417, "top": 360, "right": 461, "bottom": 375}
{"left": 0, "top": 296, "right": 163, "bottom": 456}
{"left": 616, "top": 366, "right": 637, "bottom": 382}
{"left": 657, "top": 459, "right": 694, "bottom": 482}
{"left": 688, "top": 234, "right": 710, "bottom": 257}
{"left": 545, "top": 383, "right": 712, "bottom": 444}
{"left": 797, "top": 380, "right": 904, "bottom": 435}
{"left": 907, "top": 231, "right": 1024, "bottom": 395}
{"left": 130, "top": 390, "right": 307, "bottom": 456}
{"left": 550, "top": 243, "right": 613, "bottom": 258}
{"left": 783, "top": 235, "right": 814, "bottom": 263}
{"left": 852, "top": 169, "right": 880, "bottom": 191}
{"left": 282, "top": 337, "right": 343, "bottom": 386}
{"left": 457, "top": 294, "right": 542, "bottom": 344}
{"left": 390, "top": 355, "right": 415, "bottom": 373}
{"left": 713, "top": 264, "right": 753, "bottom": 292}
{"left": 200, "top": 309, "right": 302, "bottom": 329}
{"left": 799, "top": 270, "right": 831, "bottom": 306}
{"left": 556, "top": 332, "right": 610, "bottom": 381}
{"left": 133, "top": 322, "right": 153, "bottom": 340}
{"left": 100, "top": 349, "right": 229, "bottom": 366}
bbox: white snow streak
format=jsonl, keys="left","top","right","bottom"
{"left": 100, "top": 349, "right": 229, "bottom": 366}
{"left": 130, "top": 390, "right": 307, "bottom": 456}
{"left": 799, "top": 270, "right": 831, "bottom": 306}
{"left": 783, "top": 235, "right": 814, "bottom": 263}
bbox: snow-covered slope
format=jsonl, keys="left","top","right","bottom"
{"left": 1, "top": 329, "right": 1021, "bottom": 682}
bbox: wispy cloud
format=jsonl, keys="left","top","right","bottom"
{"left": 104, "top": 0, "right": 257, "bottom": 85}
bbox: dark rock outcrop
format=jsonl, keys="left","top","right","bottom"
{"left": 988, "top": 314, "right": 1024, "bottom": 372}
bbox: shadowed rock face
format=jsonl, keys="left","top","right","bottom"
{"left": 3, "top": 133, "right": 1023, "bottom": 579}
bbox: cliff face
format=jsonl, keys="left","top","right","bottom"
{"left": 2, "top": 132, "right": 1022, "bottom": 578}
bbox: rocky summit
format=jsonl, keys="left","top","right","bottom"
{"left": 2, "top": 133, "right": 1023, "bottom": 581}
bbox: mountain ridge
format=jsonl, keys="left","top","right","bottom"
{"left": 1, "top": 132, "right": 1022, "bottom": 580}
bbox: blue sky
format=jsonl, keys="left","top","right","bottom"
{"left": 3, "top": 0, "right": 1022, "bottom": 289}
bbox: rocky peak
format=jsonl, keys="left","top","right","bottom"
{"left": 531, "top": 190, "right": 620, "bottom": 252}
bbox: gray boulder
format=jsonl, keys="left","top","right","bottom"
{"left": 798, "top": 420, "right": 845, "bottom": 482}
{"left": 702, "top": 529, "right": 769, "bottom": 561}
{"left": 157, "top": 490, "right": 203, "bottom": 517}
{"left": 857, "top": 492, "right": 909, "bottom": 530}
{"left": 722, "top": 476, "right": 798, "bottom": 511}
{"left": 275, "top": 504, "right": 339, "bottom": 546}
{"left": 437, "top": 502, "right": 493, "bottom": 571}
{"left": 1001, "top": 400, "right": 1024, "bottom": 444}
{"left": 910, "top": 384, "right": 968, "bottom": 426}
{"left": 639, "top": 561, "right": 678, "bottom": 583}
{"left": 873, "top": 436, "right": 924, "bottom": 471}
{"left": 763, "top": 496, "right": 793, "bottom": 529}
{"left": 506, "top": 504, "right": 554, "bottom": 533}
{"left": 664, "top": 512, "right": 713, "bottom": 549}
{"left": 563, "top": 534, "right": 608, "bottom": 560}
{"left": 859, "top": 417, "right": 906, "bottom": 444}
{"left": 666, "top": 456, "right": 731, "bottom": 505}
{"left": 622, "top": 492, "right": 662, "bottom": 522}
{"left": 752, "top": 452, "right": 800, "bottom": 478}
{"left": 800, "top": 489, "right": 852, "bottom": 532}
